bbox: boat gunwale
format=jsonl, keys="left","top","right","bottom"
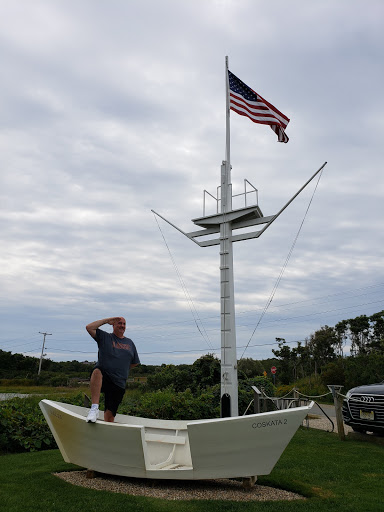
{"left": 40, "top": 398, "right": 314, "bottom": 428}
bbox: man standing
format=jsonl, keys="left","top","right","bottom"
{"left": 85, "top": 316, "right": 140, "bottom": 423}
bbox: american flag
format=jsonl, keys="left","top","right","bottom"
{"left": 228, "top": 70, "right": 290, "bottom": 143}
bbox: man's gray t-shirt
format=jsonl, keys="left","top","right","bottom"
{"left": 95, "top": 329, "right": 140, "bottom": 389}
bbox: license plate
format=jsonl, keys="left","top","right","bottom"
{"left": 360, "top": 410, "right": 374, "bottom": 420}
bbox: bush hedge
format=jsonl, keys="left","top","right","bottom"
{"left": 0, "top": 396, "right": 56, "bottom": 454}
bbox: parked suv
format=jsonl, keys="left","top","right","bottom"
{"left": 342, "top": 382, "right": 384, "bottom": 435}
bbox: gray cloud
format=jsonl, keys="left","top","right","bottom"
{"left": 0, "top": 0, "right": 383, "bottom": 366}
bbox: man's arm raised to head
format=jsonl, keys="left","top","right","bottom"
{"left": 86, "top": 317, "right": 122, "bottom": 339}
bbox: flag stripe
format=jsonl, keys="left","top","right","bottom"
{"left": 230, "top": 91, "right": 289, "bottom": 126}
{"left": 228, "top": 70, "right": 290, "bottom": 143}
{"left": 254, "top": 93, "right": 290, "bottom": 126}
{"left": 231, "top": 106, "right": 284, "bottom": 126}
{"left": 230, "top": 99, "right": 284, "bottom": 124}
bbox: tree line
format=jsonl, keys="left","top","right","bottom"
{"left": 0, "top": 349, "right": 157, "bottom": 383}
{"left": 271, "top": 310, "right": 384, "bottom": 388}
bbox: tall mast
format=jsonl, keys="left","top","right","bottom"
{"left": 220, "top": 56, "right": 238, "bottom": 417}
{"left": 151, "top": 57, "right": 327, "bottom": 418}
{"left": 225, "top": 55, "right": 231, "bottom": 165}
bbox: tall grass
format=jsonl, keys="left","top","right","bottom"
{"left": 0, "top": 384, "right": 89, "bottom": 395}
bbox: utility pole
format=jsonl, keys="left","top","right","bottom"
{"left": 38, "top": 332, "right": 52, "bottom": 375}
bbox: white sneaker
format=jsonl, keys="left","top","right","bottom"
{"left": 86, "top": 408, "right": 98, "bottom": 423}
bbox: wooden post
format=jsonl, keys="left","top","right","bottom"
{"left": 252, "top": 386, "right": 261, "bottom": 414}
{"left": 328, "top": 385, "right": 345, "bottom": 441}
{"left": 293, "top": 387, "right": 299, "bottom": 407}
{"left": 242, "top": 476, "right": 257, "bottom": 489}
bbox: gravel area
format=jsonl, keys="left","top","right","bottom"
{"left": 0, "top": 393, "right": 30, "bottom": 401}
{"left": 55, "top": 470, "right": 305, "bottom": 502}
{"left": 303, "top": 415, "right": 353, "bottom": 434}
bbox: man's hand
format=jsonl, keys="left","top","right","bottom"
{"left": 86, "top": 317, "right": 124, "bottom": 339}
{"left": 107, "top": 317, "right": 123, "bottom": 326}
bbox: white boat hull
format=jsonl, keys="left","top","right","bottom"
{"left": 40, "top": 399, "right": 313, "bottom": 480}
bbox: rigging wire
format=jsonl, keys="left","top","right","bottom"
{"left": 152, "top": 211, "right": 214, "bottom": 351}
{"left": 239, "top": 167, "right": 325, "bottom": 361}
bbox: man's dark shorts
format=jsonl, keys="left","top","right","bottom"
{"left": 91, "top": 366, "right": 125, "bottom": 417}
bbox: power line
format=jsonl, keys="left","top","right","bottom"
{"left": 1, "top": 282, "right": 382, "bottom": 349}
{"left": 2, "top": 296, "right": 383, "bottom": 355}
{"left": 238, "top": 298, "right": 384, "bottom": 328}
{"left": 39, "top": 337, "right": 304, "bottom": 356}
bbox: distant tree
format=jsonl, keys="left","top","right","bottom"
{"left": 272, "top": 338, "right": 295, "bottom": 384}
{"left": 130, "top": 364, "right": 159, "bottom": 376}
{"left": 307, "top": 326, "right": 337, "bottom": 374}
{"left": 367, "top": 310, "right": 384, "bottom": 354}
{"left": 348, "top": 315, "right": 371, "bottom": 355}
{"left": 146, "top": 364, "right": 185, "bottom": 392}
{"left": 334, "top": 319, "right": 348, "bottom": 357}
{"left": 0, "top": 350, "right": 38, "bottom": 378}
{"left": 191, "top": 354, "right": 221, "bottom": 390}
{"left": 293, "top": 341, "right": 312, "bottom": 380}
{"left": 146, "top": 354, "right": 221, "bottom": 394}
{"left": 320, "top": 360, "right": 346, "bottom": 387}
{"left": 335, "top": 312, "right": 384, "bottom": 356}
{"left": 343, "top": 353, "right": 384, "bottom": 388}
{"left": 237, "top": 358, "right": 264, "bottom": 378}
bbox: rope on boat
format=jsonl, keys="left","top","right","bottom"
{"left": 274, "top": 387, "right": 297, "bottom": 399}
{"left": 152, "top": 211, "right": 214, "bottom": 351}
{"left": 294, "top": 390, "right": 332, "bottom": 399}
{"left": 263, "top": 387, "right": 332, "bottom": 400}
{"left": 239, "top": 168, "right": 325, "bottom": 361}
{"left": 243, "top": 399, "right": 254, "bottom": 415}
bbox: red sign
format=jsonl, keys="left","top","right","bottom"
{"left": 271, "top": 366, "right": 277, "bottom": 374}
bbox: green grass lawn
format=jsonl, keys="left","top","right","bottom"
{"left": 1, "top": 428, "right": 383, "bottom": 512}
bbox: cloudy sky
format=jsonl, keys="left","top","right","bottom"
{"left": 1, "top": 0, "right": 383, "bottom": 369}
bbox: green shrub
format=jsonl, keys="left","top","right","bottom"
{"left": 343, "top": 354, "right": 384, "bottom": 389}
{"left": 59, "top": 391, "right": 92, "bottom": 407}
{"left": 119, "top": 387, "right": 219, "bottom": 420}
{"left": 0, "top": 390, "right": 96, "bottom": 454}
{"left": 146, "top": 355, "right": 221, "bottom": 395}
{"left": 320, "top": 360, "right": 346, "bottom": 387}
{"left": 275, "top": 375, "right": 330, "bottom": 401}
{"left": 238, "top": 377, "right": 276, "bottom": 414}
{"left": 0, "top": 397, "right": 56, "bottom": 454}
{"left": 275, "top": 383, "right": 295, "bottom": 397}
